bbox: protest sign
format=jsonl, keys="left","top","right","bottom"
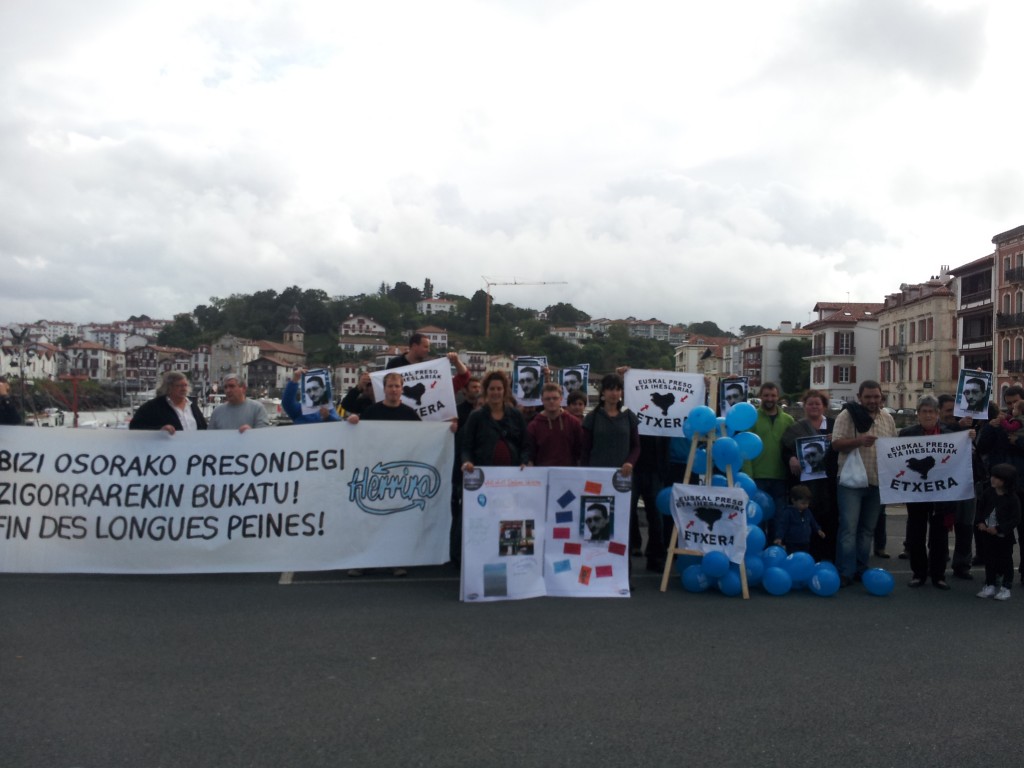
{"left": 460, "top": 466, "right": 631, "bottom": 601}
{"left": 0, "top": 422, "right": 453, "bottom": 573}
{"left": 669, "top": 484, "right": 748, "bottom": 564}
{"left": 877, "top": 431, "right": 975, "bottom": 504}
{"left": 370, "top": 358, "right": 457, "bottom": 422}
{"left": 623, "top": 369, "right": 705, "bottom": 436}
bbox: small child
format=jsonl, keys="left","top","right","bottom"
{"left": 976, "top": 463, "right": 1022, "bottom": 601}
{"left": 773, "top": 485, "right": 825, "bottom": 554}
{"left": 999, "top": 400, "right": 1024, "bottom": 434}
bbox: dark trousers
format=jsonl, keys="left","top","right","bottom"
{"left": 979, "top": 532, "right": 1014, "bottom": 588}
{"left": 631, "top": 469, "right": 669, "bottom": 564}
{"left": 906, "top": 502, "right": 948, "bottom": 583}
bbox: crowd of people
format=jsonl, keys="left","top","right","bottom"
{"left": 4, "top": 333, "right": 1020, "bottom": 598}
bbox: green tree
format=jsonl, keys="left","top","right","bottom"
{"left": 545, "top": 302, "right": 590, "bottom": 325}
{"left": 778, "top": 337, "right": 811, "bottom": 395}
{"left": 687, "top": 320, "right": 729, "bottom": 337}
{"left": 157, "top": 314, "right": 202, "bottom": 349}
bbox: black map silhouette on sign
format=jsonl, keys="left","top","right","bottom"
{"left": 906, "top": 456, "right": 936, "bottom": 479}
{"left": 650, "top": 392, "right": 675, "bottom": 416}
{"left": 403, "top": 382, "right": 426, "bottom": 405}
{"left": 695, "top": 507, "right": 722, "bottom": 531}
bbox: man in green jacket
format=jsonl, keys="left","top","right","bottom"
{"left": 746, "top": 382, "right": 794, "bottom": 535}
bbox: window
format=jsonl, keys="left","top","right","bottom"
{"left": 910, "top": 323, "right": 916, "bottom": 343}
{"left": 927, "top": 317, "right": 934, "bottom": 340}
{"left": 1004, "top": 294, "right": 1011, "bottom": 315}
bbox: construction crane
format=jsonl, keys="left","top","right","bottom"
{"left": 482, "top": 277, "right": 569, "bottom": 337}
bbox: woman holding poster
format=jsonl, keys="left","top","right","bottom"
{"left": 781, "top": 389, "right": 837, "bottom": 562}
{"left": 461, "top": 371, "right": 531, "bottom": 471}
{"left": 582, "top": 373, "right": 640, "bottom": 478}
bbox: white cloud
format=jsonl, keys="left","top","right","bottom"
{"left": 1, "top": 0, "right": 1021, "bottom": 333}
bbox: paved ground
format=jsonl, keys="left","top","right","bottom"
{"left": 3, "top": 516, "right": 1022, "bottom": 768}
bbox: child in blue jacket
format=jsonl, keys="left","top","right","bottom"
{"left": 773, "top": 485, "right": 825, "bottom": 554}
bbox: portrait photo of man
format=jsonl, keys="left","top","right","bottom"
{"left": 518, "top": 365, "right": 540, "bottom": 401}
{"left": 303, "top": 371, "right": 331, "bottom": 410}
{"left": 796, "top": 437, "right": 827, "bottom": 481}
{"left": 719, "top": 378, "right": 748, "bottom": 416}
{"left": 955, "top": 370, "right": 992, "bottom": 418}
{"left": 580, "top": 498, "right": 614, "bottom": 542}
{"left": 562, "top": 369, "right": 583, "bottom": 393}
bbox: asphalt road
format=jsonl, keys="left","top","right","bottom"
{"left": 2, "top": 525, "right": 1022, "bottom": 768}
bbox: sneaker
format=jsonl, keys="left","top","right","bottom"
{"left": 995, "top": 587, "right": 1012, "bottom": 601}
{"left": 977, "top": 585, "right": 997, "bottom": 598}
{"left": 392, "top": 567, "right": 408, "bottom": 577}
{"left": 874, "top": 549, "right": 891, "bottom": 559}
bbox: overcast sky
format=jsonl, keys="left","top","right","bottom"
{"left": 2, "top": 0, "right": 1021, "bottom": 332}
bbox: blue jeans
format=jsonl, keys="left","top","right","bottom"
{"left": 837, "top": 484, "right": 882, "bottom": 579}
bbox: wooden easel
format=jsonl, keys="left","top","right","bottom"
{"left": 659, "top": 378, "right": 750, "bottom": 599}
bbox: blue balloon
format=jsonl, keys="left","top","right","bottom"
{"left": 744, "top": 555, "right": 765, "bottom": 586}
{"left": 734, "top": 471, "right": 758, "bottom": 497}
{"left": 717, "top": 570, "right": 743, "bottom": 597}
{"left": 711, "top": 473, "right": 729, "bottom": 487}
{"left": 725, "top": 401, "right": 758, "bottom": 432}
{"left": 746, "top": 500, "right": 764, "bottom": 526}
{"left": 687, "top": 406, "right": 717, "bottom": 435}
{"left": 683, "top": 417, "right": 698, "bottom": 439}
{"left": 656, "top": 486, "right": 674, "bottom": 517}
{"left": 716, "top": 416, "right": 727, "bottom": 434}
{"left": 814, "top": 561, "right": 839, "bottom": 579}
{"left": 862, "top": 568, "right": 895, "bottom": 596}
{"left": 809, "top": 568, "right": 840, "bottom": 597}
{"left": 784, "top": 552, "right": 816, "bottom": 582}
{"left": 674, "top": 553, "right": 703, "bottom": 574}
{"left": 734, "top": 431, "right": 764, "bottom": 461}
{"left": 762, "top": 566, "right": 792, "bottom": 595}
{"left": 691, "top": 448, "right": 708, "bottom": 475}
{"left": 681, "top": 564, "right": 711, "bottom": 593}
{"left": 746, "top": 525, "right": 766, "bottom": 554}
{"left": 701, "top": 550, "right": 731, "bottom": 579}
{"left": 762, "top": 545, "right": 788, "bottom": 569}
{"left": 712, "top": 437, "right": 741, "bottom": 472}
{"left": 753, "top": 490, "right": 776, "bottom": 521}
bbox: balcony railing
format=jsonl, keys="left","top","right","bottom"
{"left": 1005, "top": 267, "right": 1024, "bottom": 284}
{"left": 808, "top": 346, "right": 856, "bottom": 357}
{"left": 997, "top": 312, "right": 1024, "bottom": 330}
{"left": 888, "top": 344, "right": 907, "bottom": 357}
{"left": 1006, "top": 360, "right": 1024, "bottom": 373}
{"left": 960, "top": 288, "right": 992, "bottom": 306}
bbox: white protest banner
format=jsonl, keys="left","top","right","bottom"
{"left": 370, "top": 358, "right": 457, "bottom": 422}
{"left": 624, "top": 369, "right": 705, "bottom": 436}
{"left": 670, "top": 484, "right": 748, "bottom": 564}
{"left": 877, "top": 431, "right": 975, "bottom": 504}
{"left": 544, "top": 467, "right": 631, "bottom": 598}
{"left": 0, "top": 422, "right": 453, "bottom": 574}
{"left": 460, "top": 467, "right": 548, "bottom": 602}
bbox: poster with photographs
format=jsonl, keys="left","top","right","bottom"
{"left": 460, "top": 467, "right": 548, "bottom": 602}
{"left": 369, "top": 358, "right": 457, "bottom": 422}
{"left": 544, "top": 468, "right": 632, "bottom": 598}
{"left": 513, "top": 356, "right": 548, "bottom": 406}
{"left": 953, "top": 369, "right": 993, "bottom": 419}
{"left": 796, "top": 436, "right": 829, "bottom": 481}
{"left": 623, "top": 368, "right": 706, "bottom": 437}
{"left": 559, "top": 364, "right": 589, "bottom": 405}
{"left": 301, "top": 368, "right": 333, "bottom": 415}
{"left": 718, "top": 377, "right": 749, "bottom": 417}
{"left": 670, "top": 484, "right": 749, "bottom": 564}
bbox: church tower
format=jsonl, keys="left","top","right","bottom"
{"left": 283, "top": 305, "right": 305, "bottom": 352}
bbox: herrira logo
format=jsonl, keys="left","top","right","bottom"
{"left": 347, "top": 461, "right": 441, "bottom": 515}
